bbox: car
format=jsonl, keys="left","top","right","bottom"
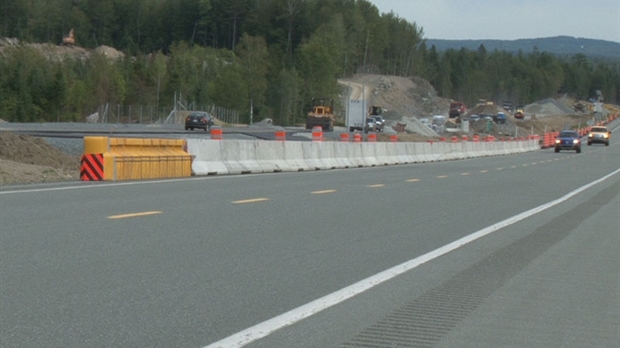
{"left": 469, "top": 114, "right": 480, "bottom": 122}
{"left": 502, "top": 101, "right": 514, "bottom": 113}
{"left": 185, "top": 111, "right": 214, "bottom": 131}
{"left": 370, "top": 115, "right": 386, "bottom": 132}
{"left": 555, "top": 130, "right": 581, "bottom": 153}
{"left": 587, "top": 126, "right": 611, "bottom": 146}
{"left": 419, "top": 117, "right": 430, "bottom": 125}
{"left": 364, "top": 117, "right": 377, "bottom": 133}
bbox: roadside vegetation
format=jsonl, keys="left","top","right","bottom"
{"left": 1, "top": 0, "right": 618, "bottom": 125}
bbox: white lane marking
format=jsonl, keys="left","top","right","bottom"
{"left": 312, "top": 190, "right": 337, "bottom": 194}
{"left": 203, "top": 168, "right": 620, "bottom": 348}
{"left": 107, "top": 211, "right": 162, "bottom": 219}
{"left": 232, "top": 198, "right": 269, "bottom": 204}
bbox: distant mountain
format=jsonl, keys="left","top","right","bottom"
{"left": 425, "top": 36, "right": 619, "bottom": 59}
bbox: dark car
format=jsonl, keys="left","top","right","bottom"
{"left": 185, "top": 111, "right": 214, "bottom": 131}
{"left": 555, "top": 130, "right": 581, "bottom": 153}
{"left": 370, "top": 115, "right": 385, "bottom": 132}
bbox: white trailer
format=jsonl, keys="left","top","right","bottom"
{"left": 345, "top": 84, "right": 368, "bottom": 132}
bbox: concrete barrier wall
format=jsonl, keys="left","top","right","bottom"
{"left": 188, "top": 138, "right": 542, "bottom": 176}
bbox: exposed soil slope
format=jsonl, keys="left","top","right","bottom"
{"left": 0, "top": 132, "right": 80, "bottom": 185}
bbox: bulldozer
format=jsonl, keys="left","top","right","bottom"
{"left": 62, "top": 29, "right": 75, "bottom": 46}
{"left": 306, "top": 98, "right": 335, "bottom": 131}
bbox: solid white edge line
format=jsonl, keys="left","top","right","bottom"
{"left": 203, "top": 168, "right": 620, "bottom": 348}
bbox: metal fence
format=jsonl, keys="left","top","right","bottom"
{"left": 93, "top": 99, "right": 240, "bottom": 125}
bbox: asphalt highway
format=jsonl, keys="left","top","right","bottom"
{"left": 1, "top": 136, "right": 618, "bottom": 347}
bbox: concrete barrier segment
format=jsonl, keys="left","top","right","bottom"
{"left": 283, "top": 142, "right": 313, "bottom": 171}
{"left": 315, "top": 142, "right": 341, "bottom": 169}
{"left": 346, "top": 142, "right": 366, "bottom": 167}
{"left": 360, "top": 142, "right": 380, "bottom": 166}
{"left": 331, "top": 142, "right": 354, "bottom": 168}
{"left": 373, "top": 142, "right": 394, "bottom": 165}
{"left": 413, "top": 142, "right": 431, "bottom": 163}
{"left": 301, "top": 142, "right": 328, "bottom": 169}
{"left": 221, "top": 140, "right": 262, "bottom": 174}
{"left": 187, "top": 139, "right": 229, "bottom": 175}
{"left": 384, "top": 143, "right": 401, "bottom": 164}
{"left": 255, "top": 140, "right": 289, "bottom": 172}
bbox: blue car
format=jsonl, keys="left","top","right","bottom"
{"left": 555, "top": 130, "right": 581, "bottom": 153}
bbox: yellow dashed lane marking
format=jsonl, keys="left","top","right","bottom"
{"left": 437, "top": 175, "right": 448, "bottom": 179}
{"left": 367, "top": 184, "right": 385, "bottom": 188}
{"left": 480, "top": 170, "right": 489, "bottom": 173}
{"left": 233, "top": 198, "right": 269, "bottom": 204}
{"left": 497, "top": 167, "right": 504, "bottom": 171}
{"left": 407, "top": 179, "right": 421, "bottom": 182}
{"left": 312, "top": 190, "right": 337, "bottom": 194}
{"left": 461, "top": 173, "right": 470, "bottom": 176}
{"left": 108, "top": 211, "right": 162, "bottom": 219}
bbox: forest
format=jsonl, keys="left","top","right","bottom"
{"left": 1, "top": 0, "right": 618, "bottom": 124}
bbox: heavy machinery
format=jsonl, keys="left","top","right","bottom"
{"left": 62, "top": 29, "right": 75, "bottom": 46}
{"left": 514, "top": 109, "right": 524, "bottom": 119}
{"left": 306, "top": 98, "right": 335, "bottom": 131}
{"left": 449, "top": 102, "right": 466, "bottom": 118}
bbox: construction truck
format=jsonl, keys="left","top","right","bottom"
{"left": 449, "top": 102, "right": 466, "bottom": 118}
{"left": 306, "top": 98, "right": 335, "bottom": 131}
{"left": 62, "top": 29, "right": 75, "bottom": 46}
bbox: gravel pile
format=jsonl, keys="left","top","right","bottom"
{"left": 524, "top": 98, "right": 575, "bottom": 116}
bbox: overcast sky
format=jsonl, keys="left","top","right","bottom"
{"left": 369, "top": 0, "right": 620, "bottom": 43}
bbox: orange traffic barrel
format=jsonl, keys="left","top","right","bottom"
{"left": 389, "top": 134, "right": 398, "bottom": 142}
{"left": 211, "top": 126, "right": 223, "bottom": 140}
{"left": 275, "top": 129, "right": 286, "bottom": 141}
{"left": 367, "top": 133, "right": 377, "bottom": 142}
{"left": 353, "top": 132, "right": 362, "bottom": 143}
{"left": 312, "top": 126, "right": 323, "bottom": 142}
{"left": 340, "top": 133, "right": 350, "bottom": 142}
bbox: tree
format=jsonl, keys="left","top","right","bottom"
{"left": 235, "top": 34, "right": 270, "bottom": 123}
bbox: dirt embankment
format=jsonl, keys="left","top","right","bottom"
{"left": 0, "top": 132, "right": 80, "bottom": 185}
